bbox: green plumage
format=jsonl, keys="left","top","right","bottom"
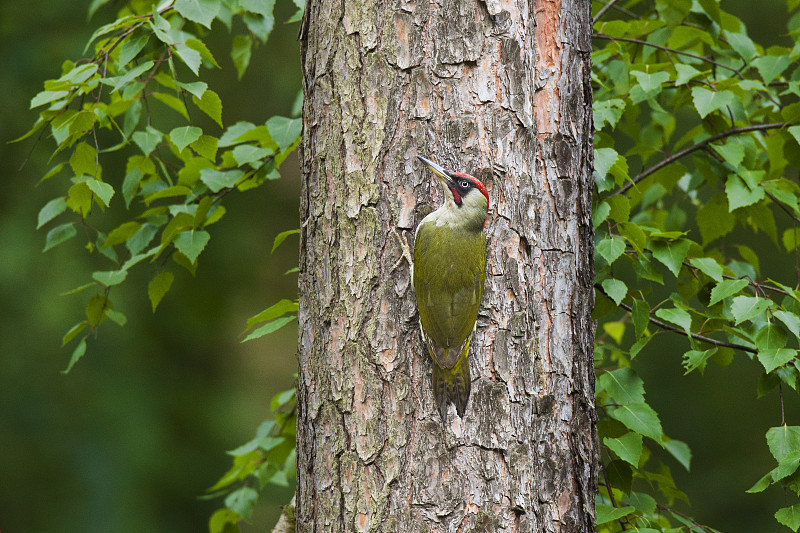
{"left": 413, "top": 220, "right": 486, "bottom": 421}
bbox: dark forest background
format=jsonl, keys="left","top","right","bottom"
{"left": 0, "top": 1, "right": 791, "bottom": 531}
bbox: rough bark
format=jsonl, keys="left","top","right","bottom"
{"left": 297, "top": 0, "right": 596, "bottom": 531}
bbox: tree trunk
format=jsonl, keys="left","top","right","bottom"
{"left": 297, "top": 0, "right": 595, "bottom": 531}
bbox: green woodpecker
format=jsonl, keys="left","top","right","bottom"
{"left": 413, "top": 155, "right": 489, "bottom": 422}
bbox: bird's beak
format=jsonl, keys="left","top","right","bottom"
{"left": 417, "top": 155, "right": 454, "bottom": 188}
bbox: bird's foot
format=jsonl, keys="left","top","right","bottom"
{"left": 391, "top": 229, "right": 413, "bottom": 274}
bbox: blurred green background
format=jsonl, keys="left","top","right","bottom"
{"left": 0, "top": 1, "right": 300, "bottom": 531}
{"left": 0, "top": 1, "right": 798, "bottom": 532}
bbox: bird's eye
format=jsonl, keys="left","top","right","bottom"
{"left": 459, "top": 179, "right": 470, "bottom": 189}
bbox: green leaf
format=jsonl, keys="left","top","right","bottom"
{"left": 675, "top": 64, "right": 701, "bottom": 85}
{"left": 287, "top": 0, "right": 304, "bottom": 22}
{"left": 711, "top": 142, "right": 744, "bottom": 169}
{"left": 632, "top": 298, "right": 650, "bottom": 339}
{"left": 752, "top": 55, "right": 793, "bottom": 85}
{"left": 242, "top": 316, "right": 296, "bottom": 342}
{"left": 776, "top": 310, "right": 800, "bottom": 339}
{"left": 44, "top": 223, "right": 77, "bottom": 252}
{"left": 697, "top": 193, "right": 735, "bottom": 245}
{"left": 132, "top": 127, "right": 163, "bottom": 155}
{"left": 731, "top": 295, "right": 771, "bottom": 324}
{"left": 691, "top": 87, "right": 735, "bottom": 119}
{"left": 608, "top": 402, "right": 663, "bottom": 442}
{"left": 232, "top": 144, "right": 273, "bottom": 166}
{"left": 209, "top": 509, "right": 242, "bottom": 533}
{"left": 784, "top": 228, "right": 800, "bottom": 252}
{"left": 271, "top": 388, "right": 295, "bottom": 410}
{"left": 62, "top": 321, "right": 88, "bottom": 346}
{"left": 148, "top": 271, "right": 174, "bottom": 312}
{"left": 272, "top": 229, "right": 300, "bottom": 253}
{"left": 266, "top": 116, "right": 302, "bottom": 152}
{"left": 662, "top": 438, "right": 691, "bottom": 471}
{"left": 219, "top": 121, "right": 256, "bottom": 147}
{"left": 173, "top": 230, "right": 210, "bottom": 263}
{"left": 122, "top": 168, "right": 144, "bottom": 208}
{"left": 175, "top": 0, "right": 220, "bottom": 28}
{"left": 37, "top": 198, "right": 67, "bottom": 229}
{"left": 199, "top": 169, "right": 243, "bottom": 193}
{"left": 723, "top": 30, "right": 757, "bottom": 61}
{"left": 604, "top": 432, "right": 643, "bottom": 467}
{"left": 651, "top": 239, "right": 691, "bottom": 277}
{"left": 776, "top": 503, "right": 800, "bottom": 532}
{"left": 756, "top": 323, "right": 788, "bottom": 351}
{"left": 630, "top": 70, "right": 669, "bottom": 103}
{"left": 225, "top": 487, "right": 259, "bottom": 521}
{"left": 190, "top": 135, "right": 218, "bottom": 161}
{"left": 655, "top": 0, "right": 690, "bottom": 25}
{"left": 774, "top": 450, "right": 800, "bottom": 481}
{"left": 241, "top": 0, "right": 274, "bottom": 16}
{"left": 593, "top": 98, "right": 626, "bottom": 130}
{"left": 708, "top": 279, "right": 749, "bottom": 306}
{"left": 176, "top": 81, "right": 208, "bottom": 99}
{"left": 245, "top": 299, "right": 299, "bottom": 331}
{"left": 682, "top": 348, "right": 717, "bottom": 375}
{"left": 746, "top": 471, "right": 773, "bottom": 493}
{"left": 192, "top": 89, "right": 223, "bottom": 127}
{"left": 597, "top": 368, "right": 644, "bottom": 404}
{"left": 118, "top": 33, "right": 149, "bottom": 67}
{"left": 766, "top": 425, "right": 800, "bottom": 462}
{"left": 70, "top": 142, "right": 98, "bottom": 176}
{"left": 85, "top": 179, "right": 115, "bottom": 207}
{"left": 170, "top": 126, "right": 203, "bottom": 153}
{"left": 689, "top": 257, "right": 723, "bottom": 282}
{"left": 758, "top": 349, "right": 796, "bottom": 374}
{"left": 103, "top": 60, "right": 154, "bottom": 93}
{"left": 655, "top": 307, "right": 692, "bottom": 333}
{"left": 30, "top": 89, "right": 69, "bottom": 109}
{"left": 66, "top": 182, "right": 92, "bottom": 216}
{"left": 174, "top": 43, "right": 202, "bottom": 75}
{"left": 231, "top": 34, "right": 253, "bottom": 79}
{"left": 596, "top": 237, "right": 626, "bottom": 265}
{"left": 595, "top": 503, "right": 636, "bottom": 525}
{"left": 186, "top": 38, "right": 220, "bottom": 68}
{"left": 726, "top": 174, "right": 764, "bottom": 211}
{"left": 241, "top": 12, "right": 272, "bottom": 42}
{"left": 105, "top": 309, "right": 127, "bottom": 327}
{"left": 152, "top": 92, "right": 189, "bottom": 119}
{"left": 62, "top": 339, "right": 87, "bottom": 374}
{"left": 92, "top": 270, "right": 127, "bottom": 287}
{"left": 602, "top": 278, "right": 627, "bottom": 305}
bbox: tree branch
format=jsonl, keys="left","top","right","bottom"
{"left": 593, "top": 34, "right": 743, "bottom": 75}
{"left": 593, "top": 0, "right": 621, "bottom": 24}
{"left": 765, "top": 190, "right": 800, "bottom": 225}
{"left": 596, "top": 284, "right": 758, "bottom": 354}
{"left": 271, "top": 494, "right": 296, "bottom": 533}
{"left": 611, "top": 123, "right": 786, "bottom": 196}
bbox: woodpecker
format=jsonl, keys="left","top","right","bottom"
{"left": 413, "top": 155, "right": 489, "bottom": 422}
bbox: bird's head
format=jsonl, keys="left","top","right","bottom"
{"left": 417, "top": 155, "right": 489, "bottom": 228}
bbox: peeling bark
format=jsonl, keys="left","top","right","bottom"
{"left": 297, "top": 0, "right": 595, "bottom": 531}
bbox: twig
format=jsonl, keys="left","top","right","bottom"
{"left": 682, "top": 260, "right": 792, "bottom": 297}
{"left": 765, "top": 190, "right": 800, "bottom": 225}
{"left": 593, "top": 0, "right": 621, "bottom": 24}
{"left": 599, "top": 460, "right": 628, "bottom": 531}
{"left": 612, "top": 123, "right": 786, "bottom": 196}
{"left": 594, "top": 34, "right": 743, "bottom": 76}
{"left": 598, "top": 285, "right": 758, "bottom": 354}
{"left": 593, "top": 0, "right": 639, "bottom": 19}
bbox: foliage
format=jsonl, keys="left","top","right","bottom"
{"left": 22, "top": 0, "right": 302, "bottom": 529}
{"left": 593, "top": 0, "right": 800, "bottom": 530}
{"left": 26, "top": 0, "right": 800, "bottom": 530}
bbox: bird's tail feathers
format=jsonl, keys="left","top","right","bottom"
{"left": 431, "top": 341, "right": 471, "bottom": 422}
